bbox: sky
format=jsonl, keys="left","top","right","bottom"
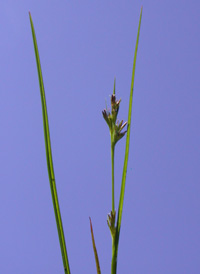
{"left": 0, "top": 1, "right": 200, "bottom": 273}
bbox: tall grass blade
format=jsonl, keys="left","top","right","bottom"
{"left": 29, "top": 12, "right": 71, "bottom": 274}
{"left": 117, "top": 5, "right": 143, "bottom": 236}
{"left": 112, "top": 7, "right": 143, "bottom": 274}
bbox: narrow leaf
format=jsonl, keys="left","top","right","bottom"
{"left": 112, "top": 7, "right": 143, "bottom": 273}
{"left": 29, "top": 12, "right": 71, "bottom": 274}
{"left": 117, "top": 4, "right": 143, "bottom": 240}
{"left": 89, "top": 217, "right": 101, "bottom": 274}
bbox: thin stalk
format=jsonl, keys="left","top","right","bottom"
{"left": 29, "top": 12, "right": 71, "bottom": 274}
{"left": 111, "top": 78, "right": 116, "bottom": 213}
{"left": 111, "top": 143, "right": 115, "bottom": 213}
{"left": 111, "top": 6, "right": 143, "bottom": 274}
{"left": 111, "top": 237, "right": 117, "bottom": 274}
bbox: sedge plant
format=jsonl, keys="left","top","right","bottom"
{"left": 29, "top": 6, "right": 142, "bottom": 274}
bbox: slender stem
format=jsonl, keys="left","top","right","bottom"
{"left": 111, "top": 236, "right": 117, "bottom": 274}
{"left": 111, "top": 138, "right": 116, "bottom": 273}
{"left": 111, "top": 142, "right": 115, "bottom": 213}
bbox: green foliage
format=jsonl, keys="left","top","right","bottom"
{"left": 29, "top": 5, "right": 142, "bottom": 273}
{"left": 102, "top": 6, "right": 143, "bottom": 274}
{"left": 29, "top": 12, "right": 71, "bottom": 274}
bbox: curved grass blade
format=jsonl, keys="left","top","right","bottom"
{"left": 111, "top": 6, "right": 143, "bottom": 274}
{"left": 89, "top": 217, "right": 101, "bottom": 274}
{"left": 29, "top": 12, "right": 71, "bottom": 274}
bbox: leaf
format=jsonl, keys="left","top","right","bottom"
{"left": 89, "top": 217, "right": 101, "bottom": 274}
{"left": 29, "top": 12, "right": 71, "bottom": 274}
{"left": 117, "top": 5, "right": 143, "bottom": 236}
{"left": 111, "top": 6, "right": 143, "bottom": 274}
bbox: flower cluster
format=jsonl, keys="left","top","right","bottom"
{"left": 102, "top": 93, "right": 127, "bottom": 146}
{"left": 107, "top": 210, "right": 116, "bottom": 237}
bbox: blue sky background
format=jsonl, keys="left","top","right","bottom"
{"left": 0, "top": 1, "right": 199, "bottom": 273}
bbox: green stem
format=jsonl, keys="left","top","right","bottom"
{"left": 111, "top": 137, "right": 116, "bottom": 272}
{"left": 111, "top": 78, "right": 116, "bottom": 214}
{"left": 111, "top": 142, "right": 115, "bottom": 213}
{"left": 111, "top": 236, "right": 117, "bottom": 274}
